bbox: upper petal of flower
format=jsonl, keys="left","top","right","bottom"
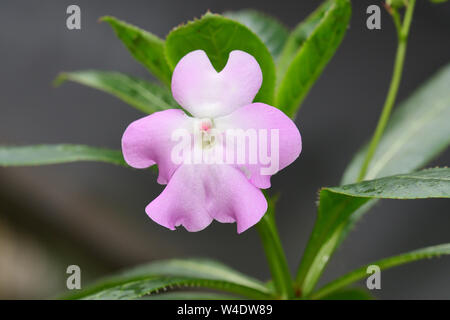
{"left": 121, "top": 109, "right": 193, "bottom": 185}
{"left": 215, "top": 103, "right": 302, "bottom": 189}
{"left": 145, "top": 163, "right": 267, "bottom": 233}
{"left": 171, "top": 50, "right": 263, "bottom": 119}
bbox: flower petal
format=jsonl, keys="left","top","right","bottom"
{"left": 215, "top": 103, "right": 302, "bottom": 189}
{"left": 121, "top": 109, "right": 193, "bottom": 184}
{"left": 171, "top": 50, "right": 262, "bottom": 118}
{"left": 146, "top": 164, "right": 267, "bottom": 233}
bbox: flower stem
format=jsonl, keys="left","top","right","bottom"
{"left": 357, "top": 0, "right": 416, "bottom": 182}
{"left": 256, "top": 194, "right": 294, "bottom": 299}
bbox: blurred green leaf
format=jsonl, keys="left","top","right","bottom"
{"left": 142, "top": 291, "right": 241, "bottom": 300}
{"left": 297, "top": 168, "right": 450, "bottom": 297}
{"left": 63, "top": 258, "right": 272, "bottom": 300}
{"left": 277, "top": 1, "right": 332, "bottom": 76}
{"left": 386, "top": 0, "right": 405, "bottom": 8}
{"left": 318, "top": 288, "right": 373, "bottom": 300}
{"left": 223, "top": 10, "right": 289, "bottom": 61}
{"left": 312, "top": 243, "right": 450, "bottom": 299}
{"left": 165, "top": 12, "right": 276, "bottom": 104}
{"left": 333, "top": 64, "right": 450, "bottom": 264}
{"left": 276, "top": 0, "right": 351, "bottom": 118}
{"left": 55, "top": 70, "right": 177, "bottom": 114}
{"left": 296, "top": 65, "right": 450, "bottom": 299}
{"left": 0, "top": 144, "right": 126, "bottom": 167}
{"left": 343, "top": 64, "right": 450, "bottom": 184}
{"left": 101, "top": 16, "right": 172, "bottom": 86}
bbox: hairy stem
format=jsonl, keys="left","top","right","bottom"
{"left": 357, "top": 0, "right": 416, "bottom": 182}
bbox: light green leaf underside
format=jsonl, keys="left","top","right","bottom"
{"left": 297, "top": 168, "right": 450, "bottom": 297}
{"left": 0, "top": 145, "right": 126, "bottom": 167}
{"left": 312, "top": 243, "right": 450, "bottom": 299}
{"left": 165, "top": 13, "right": 276, "bottom": 104}
{"left": 101, "top": 16, "right": 172, "bottom": 86}
{"left": 223, "top": 10, "right": 289, "bottom": 61}
{"left": 63, "top": 258, "right": 272, "bottom": 300}
{"left": 55, "top": 70, "right": 177, "bottom": 114}
{"left": 276, "top": 0, "right": 351, "bottom": 118}
{"left": 343, "top": 63, "right": 450, "bottom": 184}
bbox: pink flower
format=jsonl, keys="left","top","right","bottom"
{"left": 122, "top": 50, "right": 301, "bottom": 233}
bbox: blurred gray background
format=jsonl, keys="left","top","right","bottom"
{"left": 0, "top": 0, "right": 449, "bottom": 299}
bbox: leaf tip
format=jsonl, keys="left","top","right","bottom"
{"left": 98, "top": 15, "right": 114, "bottom": 24}
{"left": 52, "top": 72, "right": 68, "bottom": 87}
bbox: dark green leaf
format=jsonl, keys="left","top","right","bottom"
{"left": 55, "top": 70, "right": 177, "bottom": 114}
{"left": 223, "top": 10, "right": 289, "bottom": 61}
{"left": 101, "top": 16, "right": 172, "bottom": 86}
{"left": 142, "top": 291, "right": 241, "bottom": 300}
{"left": 276, "top": 0, "right": 351, "bottom": 118}
{"left": 165, "top": 13, "right": 276, "bottom": 104}
{"left": 63, "top": 258, "right": 272, "bottom": 300}
{"left": 297, "top": 168, "right": 450, "bottom": 297}
{"left": 330, "top": 168, "right": 450, "bottom": 199}
{"left": 343, "top": 63, "right": 450, "bottom": 184}
{"left": 78, "top": 277, "right": 250, "bottom": 300}
{"left": 0, "top": 145, "right": 126, "bottom": 167}
{"left": 318, "top": 288, "right": 373, "bottom": 300}
{"left": 312, "top": 243, "right": 450, "bottom": 299}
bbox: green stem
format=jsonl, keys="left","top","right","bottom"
{"left": 357, "top": 0, "right": 416, "bottom": 182}
{"left": 256, "top": 195, "right": 294, "bottom": 299}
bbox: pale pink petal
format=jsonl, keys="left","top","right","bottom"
{"left": 121, "top": 109, "right": 193, "bottom": 184}
{"left": 171, "top": 50, "right": 262, "bottom": 118}
{"left": 146, "top": 164, "right": 267, "bottom": 233}
{"left": 215, "top": 103, "right": 302, "bottom": 189}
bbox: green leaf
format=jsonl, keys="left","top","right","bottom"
{"left": 142, "top": 291, "right": 241, "bottom": 300}
{"left": 343, "top": 64, "right": 450, "bottom": 184}
{"left": 275, "top": 0, "right": 351, "bottom": 118}
{"left": 312, "top": 243, "right": 450, "bottom": 299}
{"left": 296, "top": 168, "right": 450, "bottom": 297}
{"left": 329, "top": 168, "right": 450, "bottom": 199}
{"left": 0, "top": 145, "right": 126, "bottom": 167}
{"left": 78, "top": 277, "right": 244, "bottom": 300}
{"left": 101, "top": 16, "right": 172, "bottom": 86}
{"left": 296, "top": 64, "right": 450, "bottom": 298}
{"left": 330, "top": 64, "right": 450, "bottom": 271}
{"left": 165, "top": 13, "right": 276, "bottom": 104}
{"left": 63, "top": 258, "right": 272, "bottom": 300}
{"left": 223, "top": 10, "right": 289, "bottom": 61}
{"left": 55, "top": 70, "right": 177, "bottom": 114}
{"left": 318, "top": 288, "right": 373, "bottom": 300}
